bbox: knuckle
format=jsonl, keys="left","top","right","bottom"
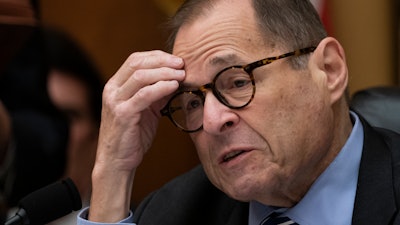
{"left": 135, "top": 88, "right": 148, "bottom": 100}
{"left": 131, "top": 70, "right": 145, "bottom": 83}
{"left": 101, "top": 91, "right": 114, "bottom": 108}
{"left": 126, "top": 50, "right": 169, "bottom": 71}
{"left": 113, "top": 103, "right": 130, "bottom": 120}
{"left": 102, "top": 81, "right": 115, "bottom": 96}
{"left": 126, "top": 52, "right": 144, "bottom": 70}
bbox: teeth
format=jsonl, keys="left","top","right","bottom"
{"left": 223, "top": 150, "right": 244, "bottom": 162}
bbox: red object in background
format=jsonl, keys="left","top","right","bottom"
{"left": 311, "top": 0, "right": 334, "bottom": 36}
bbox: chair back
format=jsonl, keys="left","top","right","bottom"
{"left": 351, "top": 86, "right": 400, "bottom": 134}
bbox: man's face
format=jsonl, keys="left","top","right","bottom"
{"left": 173, "top": 0, "right": 335, "bottom": 207}
{"left": 47, "top": 70, "right": 98, "bottom": 195}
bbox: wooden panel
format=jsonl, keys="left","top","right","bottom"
{"left": 330, "top": 0, "right": 398, "bottom": 94}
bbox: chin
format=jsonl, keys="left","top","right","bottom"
{"left": 220, "top": 176, "right": 264, "bottom": 202}
{"left": 225, "top": 186, "right": 257, "bottom": 202}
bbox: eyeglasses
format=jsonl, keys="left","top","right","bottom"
{"left": 160, "top": 47, "right": 316, "bottom": 133}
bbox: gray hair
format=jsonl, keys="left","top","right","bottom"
{"left": 165, "top": 0, "right": 328, "bottom": 69}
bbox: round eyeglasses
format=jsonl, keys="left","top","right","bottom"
{"left": 160, "top": 47, "right": 316, "bottom": 132}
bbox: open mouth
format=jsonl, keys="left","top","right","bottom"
{"left": 223, "top": 150, "right": 246, "bottom": 162}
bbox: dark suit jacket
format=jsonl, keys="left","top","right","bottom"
{"left": 133, "top": 119, "right": 400, "bottom": 225}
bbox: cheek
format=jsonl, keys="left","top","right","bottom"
{"left": 190, "top": 133, "right": 224, "bottom": 185}
{"left": 191, "top": 134, "right": 213, "bottom": 167}
{"left": 245, "top": 75, "right": 329, "bottom": 154}
{"left": 252, "top": 71, "right": 324, "bottom": 124}
{"left": 190, "top": 133, "right": 205, "bottom": 156}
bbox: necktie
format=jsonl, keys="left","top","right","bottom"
{"left": 260, "top": 212, "right": 299, "bottom": 225}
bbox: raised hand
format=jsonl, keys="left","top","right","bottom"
{"left": 89, "top": 50, "right": 185, "bottom": 222}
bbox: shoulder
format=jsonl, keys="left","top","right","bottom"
{"left": 361, "top": 117, "right": 400, "bottom": 161}
{"left": 133, "top": 165, "right": 248, "bottom": 225}
{"left": 345, "top": 116, "right": 400, "bottom": 223}
{"left": 360, "top": 118, "right": 400, "bottom": 192}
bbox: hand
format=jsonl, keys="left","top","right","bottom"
{"left": 89, "top": 50, "right": 185, "bottom": 222}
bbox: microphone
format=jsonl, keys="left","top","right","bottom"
{"left": 5, "top": 178, "right": 82, "bottom": 225}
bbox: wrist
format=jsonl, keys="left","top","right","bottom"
{"left": 88, "top": 164, "right": 135, "bottom": 222}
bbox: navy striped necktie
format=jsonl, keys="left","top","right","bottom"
{"left": 260, "top": 212, "right": 299, "bottom": 225}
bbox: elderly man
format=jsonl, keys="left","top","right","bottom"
{"left": 78, "top": 0, "right": 400, "bottom": 224}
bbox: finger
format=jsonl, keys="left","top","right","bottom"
{"left": 127, "top": 80, "right": 180, "bottom": 115}
{"left": 117, "top": 67, "right": 185, "bottom": 100}
{"left": 112, "top": 50, "right": 184, "bottom": 87}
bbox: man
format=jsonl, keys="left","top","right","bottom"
{"left": 78, "top": 0, "right": 400, "bottom": 224}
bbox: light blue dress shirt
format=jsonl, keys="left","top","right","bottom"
{"left": 77, "top": 209, "right": 134, "bottom": 224}
{"left": 78, "top": 112, "right": 364, "bottom": 225}
{"left": 249, "top": 112, "right": 364, "bottom": 225}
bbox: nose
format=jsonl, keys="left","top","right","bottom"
{"left": 202, "top": 92, "right": 239, "bottom": 134}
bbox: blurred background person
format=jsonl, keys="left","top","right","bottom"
{"left": 44, "top": 27, "right": 104, "bottom": 224}
{"left": 0, "top": 0, "right": 104, "bottom": 224}
{"left": 0, "top": 1, "right": 69, "bottom": 221}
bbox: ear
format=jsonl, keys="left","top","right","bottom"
{"left": 310, "top": 37, "right": 348, "bottom": 104}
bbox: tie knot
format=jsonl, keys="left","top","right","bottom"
{"left": 260, "top": 212, "right": 299, "bottom": 225}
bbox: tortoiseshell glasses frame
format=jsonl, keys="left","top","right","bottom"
{"left": 161, "top": 46, "right": 316, "bottom": 132}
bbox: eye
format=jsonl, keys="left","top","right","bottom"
{"left": 185, "top": 96, "right": 202, "bottom": 111}
{"left": 217, "top": 69, "right": 252, "bottom": 92}
{"left": 232, "top": 77, "right": 251, "bottom": 88}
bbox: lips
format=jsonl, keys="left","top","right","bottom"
{"left": 222, "top": 150, "right": 247, "bottom": 163}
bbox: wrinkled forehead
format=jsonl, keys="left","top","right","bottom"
{"left": 173, "top": 0, "right": 264, "bottom": 66}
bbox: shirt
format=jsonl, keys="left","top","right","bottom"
{"left": 78, "top": 209, "right": 133, "bottom": 225}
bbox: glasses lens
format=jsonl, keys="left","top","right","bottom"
{"left": 168, "top": 92, "right": 204, "bottom": 131}
{"left": 166, "top": 69, "right": 253, "bottom": 132}
{"left": 215, "top": 68, "right": 254, "bottom": 108}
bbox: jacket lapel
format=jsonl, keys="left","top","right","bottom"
{"left": 352, "top": 121, "right": 397, "bottom": 224}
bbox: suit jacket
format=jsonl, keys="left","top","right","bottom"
{"left": 133, "top": 119, "right": 400, "bottom": 225}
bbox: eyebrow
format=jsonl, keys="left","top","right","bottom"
{"left": 179, "top": 54, "right": 241, "bottom": 91}
{"left": 208, "top": 53, "right": 240, "bottom": 66}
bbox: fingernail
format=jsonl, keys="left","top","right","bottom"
{"left": 172, "top": 57, "right": 183, "bottom": 66}
{"left": 175, "top": 69, "right": 185, "bottom": 76}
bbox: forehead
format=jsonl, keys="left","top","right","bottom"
{"left": 173, "top": 0, "right": 272, "bottom": 85}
